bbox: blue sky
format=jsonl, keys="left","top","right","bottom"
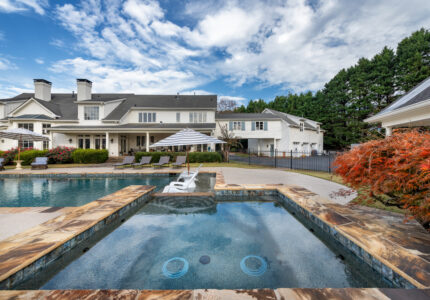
{"left": 0, "top": 0, "right": 429, "bottom": 104}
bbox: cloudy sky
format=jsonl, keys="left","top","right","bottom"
{"left": 0, "top": 0, "right": 429, "bottom": 103}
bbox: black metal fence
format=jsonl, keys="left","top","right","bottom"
{"left": 228, "top": 150, "right": 339, "bottom": 173}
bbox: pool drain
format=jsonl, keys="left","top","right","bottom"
{"left": 240, "top": 255, "right": 267, "bottom": 276}
{"left": 162, "top": 257, "right": 189, "bottom": 279}
{"left": 199, "top": 255, "right": 210, "bottom": 264}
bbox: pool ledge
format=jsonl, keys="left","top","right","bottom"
{"left": 0, "top": 288, "right": 429, "bottom": 299}
{"left": 0, "top": 185, "right": 155, "bottom": 289}
{"left": 214, "top": 182, "right": 430, "bottom": 289}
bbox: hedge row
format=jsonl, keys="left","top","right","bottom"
{"left": 0, "top": 148, "right": 109, "bottom": 165}
{"left": 135, "top": 151, "right": 222, "bottom": 163}
{"left": 71, "top": 149, "right": 109, "bottom": 164}
{"left": 19, "top": 150, "right": 49, "bottom": 165}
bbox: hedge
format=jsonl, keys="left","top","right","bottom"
{"left": 135, "top": 151, "right": 222, "bottom": 163}
{"left": 71, "top": 149, "right": 109, "bottom": 164}
{"left": 17, "top": 150, "right": 49, "bottom": 165}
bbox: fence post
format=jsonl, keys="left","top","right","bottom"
{"left": 290, "top": 150, "right": 293, "bottom": 170}
{"left": 328, "top": 151, "right": 331, "bottom": 173}
{"left": 274, "top": 149, "right": 277, "bottom": 168}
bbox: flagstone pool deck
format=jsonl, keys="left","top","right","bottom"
{"left": 0, "top": 167, "right": 429, "bottom": 299}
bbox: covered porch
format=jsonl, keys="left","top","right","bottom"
{"left": 49, "top": 127, "right": 216, "bottom": 157}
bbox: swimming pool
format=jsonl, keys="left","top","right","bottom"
{"left": 0, "top": 174, "right": 215, "bottom": 207}
{"left": 30, "top": 196, "right": 388, "bottom": 290}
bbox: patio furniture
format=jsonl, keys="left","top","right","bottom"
{"left": 0, "top": 158, "right": 4, "bottom": 171}
{"left": 163, "top": 167, "right": 200, "bottom": 193}
{"left": 113, "top": 156, "right": 135, "bottom": 169}
{"left": 31, "top": 157, "right": 48, "bottom": 170}
{"left": 132, "top": 156, "right": 152, "bottom": 168}
{"left": 171, "top": 156, "right": 186, "bottom": 169}
{"left": 152, "top": 156, "right": 170, "bottom": 168}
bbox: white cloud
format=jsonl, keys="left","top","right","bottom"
{"left": 35, "top": 58, "right": 44, "bottom": 64}
{"left": 0, "top": 0, "right": 48, "bottom": 15}
{"left": 219, "top": 95, "right": 247, "bottom": 102}
{"left": 47, "top": 0, "right": 430, "bottom": 98}
{"left": 0, "top": 57, "right": 16, "bottom": 70}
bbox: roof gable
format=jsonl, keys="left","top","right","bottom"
{"left": 8, "top": 98, "right": 59, "bottom": 118}
{"left": 377, "top": 76, "right": 430, "bottom": 116}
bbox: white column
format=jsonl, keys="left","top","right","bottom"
{"left": 49, "top": 130, "right": 53, "bottom": 149}
{"left": 105, "top": 132, "right": 110, "bottom": 155}
{"left": 257, "top": 141, "right": 260, "bottom": 156}
{"left": 385, "top": 126, "right": 392, "bottom": 137}
{"left": 146, "top": 132, "right": 149, "bottom": 152}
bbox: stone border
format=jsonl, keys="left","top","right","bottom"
{"left": 0, "top": 287, "right": 429, "bottom": 299}
{"left": 213, "top": 184, "right": 430, "bottom": 289}
{"left": 0, "top": 185, "right": 155, "bottom": 289}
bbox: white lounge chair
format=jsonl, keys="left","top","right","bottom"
{"left": 177, "top": 164, "right": 203, "bottom": 182}
{"left": 163, "top": 166, "right": 201, "bottom": 193}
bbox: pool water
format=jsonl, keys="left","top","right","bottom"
{"left": 0, "top": 174, "right": 215, "bottom": 207}
{"left": 39, "top": 197, "right": 387, "bottom": 289}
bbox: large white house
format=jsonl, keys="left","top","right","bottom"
{"left": 215, "top": 109, "right": 324, "bottom": 155}
{"left": 0, "top": 79, "right": 323, "bottom": 156}
{"left": 365, "top": 76, "right": 430, "bottom": 135}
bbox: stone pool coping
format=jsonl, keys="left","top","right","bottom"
{"left": 0, "top": 170, "right": 428, "bottom": 293}
{"left": 0, "top": 185, "right": 155, "bottom": 289}
{"left": 0, "top": 288, "right": 429, "bottom": 299}
{"left": 214, "top": 181, "right": 430, "bottom": 289}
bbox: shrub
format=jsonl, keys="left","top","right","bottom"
{"left": 188, "top": 152, "right": 222, "bottom": 163}
{"left": 1, "top": 148, "right": 19, "bottom": 165}
{"left": 333, "top": 129, "right": 430, "bottom": 228}
{"left": 71, "top": 149, "right": 108, "bottom": 164}
{"left": 47, "top": 147, "right": 75, "bottom": 164}
{"left": 135, "top": 151, "right": 222, "bottom": 163}
{"left": 18, "top": 150, "right": 48, "bottom": 165}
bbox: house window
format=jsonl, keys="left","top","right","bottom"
{"left": 84, "top": 106, "right": 99, "bottom": 120}
{"left": 300, "top": 122, "right": 304, "bottom": 132}
{"left": 176, "top": 112, "right": 180, "bottom": 122}
{"left": 138, "top": 112, "right": 156, "bottom": 123}
{"left": 42, "top": 123, "right": 51, "bottom": 135}
{"left": 255, "top": 121, "right": 264, "bottom": 131}
{"left": 78, "top": 135, "right": 91, "bottom": 149}
{"left": 43, "top": 140, "right": 49, "bottom": 150}
{"left": 189, "top": 112, "right": 207, "bottom": 123}
{"left": 18, "top": 123, "right": 34, "bottom": 148}
{"left": 95, "top": 135, "right": 106, "bottom": 149}
{"left": 150, "top": 136, "right": 155, "bottom": 143}
{"left": 18, "top": 123, "right": 34, "bottom": 131}
{"left": 233, "top": 121, "right": 242, "bottom": 130}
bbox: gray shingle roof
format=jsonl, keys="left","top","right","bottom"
{"left": 104, "top": 95, "right": 217, "bottom": 120}
{"left": 376, "top": 76, "right": 430, "bottom": 116}
{"left": 10, "top": 114, "right": 54, "bottom": 120}
{"left": 50, "top": 123, "right": 216, "bottom": 131}
{"left": 0, "top": 93, "right": 217, "bottom": 121}
{"left": 215, "top": 113, "right": 281, "bottom": 120}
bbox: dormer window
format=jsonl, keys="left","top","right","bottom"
{"left": 84, "top": 106, "right": 99, "bottom": 120}
{"left": 139, "top": 112, "right": 156, "bottom": 123}
{"left": 316, "top": 125, "right": 320, "bottom": 134}
{"left": 300, "top": 122, "right": 304, "bottom": 132}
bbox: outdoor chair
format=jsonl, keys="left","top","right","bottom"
{"left": 0, "top": 158, "right": 4, "bottom": 171}
{"left": 132, "top": 156, "right": 152, "bottom": 168}
{"left": 171, "top": 156, "right": 186, "bottom": 169}
{"left": 113, "top": 156, "right": 135, "bottom": 169}
{"left": 31, "top": 157, "right": 48, "bottom": 170}
{"left": 152, "top": 156, "right": 170, "bottom": 168}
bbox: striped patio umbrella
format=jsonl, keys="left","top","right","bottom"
{"left": 0, "top": 128, "right": 49, "bottom": 169}
{"left": 150, "top": 128, "right": 225, "bottom": 172}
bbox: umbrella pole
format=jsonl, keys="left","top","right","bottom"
{"left": 187, "top": 148, "right": 190, "bottom": 174}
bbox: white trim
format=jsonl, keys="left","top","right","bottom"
{"left": 365, "top": 99, "right": 430, "bottom": 122}
{"left": 7, "top": 98, "right": 59, "bottom": 118}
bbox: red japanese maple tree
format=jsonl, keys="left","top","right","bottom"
{"left": 333, "top": 129, "right": 430, "bottom": 227}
